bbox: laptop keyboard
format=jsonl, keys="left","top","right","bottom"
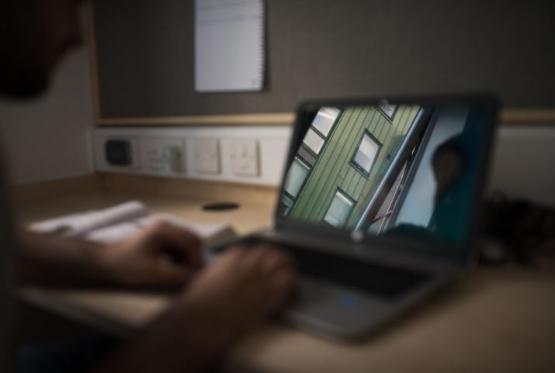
{"left": 214, "top": 238, "right": 431, "bottom": 300}
{"left": 279, "top": 244, "right": 431, "bottom": 300}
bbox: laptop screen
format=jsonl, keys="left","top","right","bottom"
{"left": 277, "top": 99, "right": 496, "bottom": 246}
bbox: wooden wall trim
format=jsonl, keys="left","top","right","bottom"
{"left": 499, "top": 109, "right": 555, "bottom": 125}
{"left": 97, "top": 113, "right": 295, "bottom": 126}
{"left": 96, "top": 109, "right": 555, "bottom": 127}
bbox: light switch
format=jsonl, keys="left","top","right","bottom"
{"left": 164, "top": 145, "right": 184, "bottom": 173}
{"left": 230, "top": 139, "right": 260, "bottom": 177}
{"left": 194, "top": 137, "right": 221, "bottom": 174}
{"left": 140, "top": 137, "right": 185, "bottom": 175}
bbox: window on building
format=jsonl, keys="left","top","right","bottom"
{"left": 324, "top": 190, "right": 355, "bottom": 227}
{"left": 302, "top": 107, "right": 341, "bottom": 155}
{"left": 280, "top": 193, "right": 295, "bottom": 216}
{"left": 378, "top": 103, "right": 397, "bottom": 120}
{"left": 284, "top": 157, "right": 310, "bottom": 199}
{"left": 312, "top": 107, "right": 341, "bottom": 137}
{"left": 303, "top": 128, "right": 326, "bottom": 154}
{"left": 352, "top": 132, "right": 381, "bottom": 175}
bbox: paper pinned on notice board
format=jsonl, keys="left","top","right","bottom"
{"left": 195, "top": 0, "right": 265, "bottom": 92}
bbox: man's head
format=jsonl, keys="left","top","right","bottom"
{"left": 432, "top": 137, "right": 467, "bottom": 201}
{"left": 0, "top": 0, "right": 82, "bottom": 98}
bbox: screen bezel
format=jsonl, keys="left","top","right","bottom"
{"left": 274, "top": 94, "right": 499, "bottom": 266}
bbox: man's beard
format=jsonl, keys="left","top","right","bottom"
{"left": 0, "top": 67, "right": 49, "bottom": 99}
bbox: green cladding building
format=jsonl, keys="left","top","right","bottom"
{"left": 281, "top": 104, "right": 422, "bottom": 230}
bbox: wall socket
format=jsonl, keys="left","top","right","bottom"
{"left": 230, "top": 138, "right": 260, "bottom": 176}
{"left": 193, "top": 137, "right": 221, "bottom": 174}
{"left": 93, "top": 127, "right": 291, "bottom": 186}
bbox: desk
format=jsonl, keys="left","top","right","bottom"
{"left": 15, "top": 175, "right": 555, "bottom": 373}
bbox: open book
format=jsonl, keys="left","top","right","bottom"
{"left": 29, "top": 201, "right": 237, "bottom": 249}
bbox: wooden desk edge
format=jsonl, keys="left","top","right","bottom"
{"left": 19, "top": 288, "right": 134, "bottom": 337}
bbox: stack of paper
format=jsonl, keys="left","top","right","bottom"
{"left": 30, "top": 201, "right": 237, "bottom": 249}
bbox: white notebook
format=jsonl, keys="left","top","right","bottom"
{"left": 30, "top": 201, "right": 237, "bottom": 249}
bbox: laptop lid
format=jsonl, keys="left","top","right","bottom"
{"left": 275, "top": 95, "right": 498, "bottom": 266}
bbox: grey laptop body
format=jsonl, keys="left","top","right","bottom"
{"left": 211, "top": 95, "right": 499, "bottom": 341}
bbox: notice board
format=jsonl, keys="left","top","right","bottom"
{"left": 91, "top": 0, "right": 555, "bottom": 125}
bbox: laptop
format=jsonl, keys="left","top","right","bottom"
{"left": 211, "top": 95, "right": 498, "bottom": 341}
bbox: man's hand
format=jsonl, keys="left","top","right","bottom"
{"left": 94, "top": 246, "right": 296, "bottom": 373}
{"left": 98, "top": 222, "right": 203, "bottom": 289}
{"left": 19, "top": 222, "right": 203, "bottom": 289}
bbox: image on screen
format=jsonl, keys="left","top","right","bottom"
{"left": 279, "top": 102, "right": 489, "bottom": 244}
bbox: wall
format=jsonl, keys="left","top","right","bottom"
{"left": 0, "top": 1, "right": 550, "bottom": 207}
{"left": 490, "top": 125, "right": 555, "bottom": 206}
{"left": 89, "top": 0, "right": 555, "bottom": 208}
{"left": 0, "top": 46, "right": 94, "bottom": 185}
{"left": 92, "top": 0, "right": 555, "bottom": 118}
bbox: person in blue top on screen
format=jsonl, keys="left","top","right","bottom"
{"left": 386, "top": 107, "right": 485, "bottom": 244}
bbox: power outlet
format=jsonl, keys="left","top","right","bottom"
{"left": 193, "top": 137, "right": 221, "bottom": 174}
{"left": 140, "top": 137, "right": 185, "bottom": 175}
{"left": 230, "top": 138, "right": 260, "bottom": 176}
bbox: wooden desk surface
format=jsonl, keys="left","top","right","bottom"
{"left": 14, "top": 175, "right": 555, "bottom": 373}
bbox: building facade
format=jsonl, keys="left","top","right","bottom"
{"left": 281, "top": 104, "right": 422, "bottom": 230}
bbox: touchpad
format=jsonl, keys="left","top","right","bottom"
{"left": 285, "top": 277, "right": 393, "bottom": 338}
